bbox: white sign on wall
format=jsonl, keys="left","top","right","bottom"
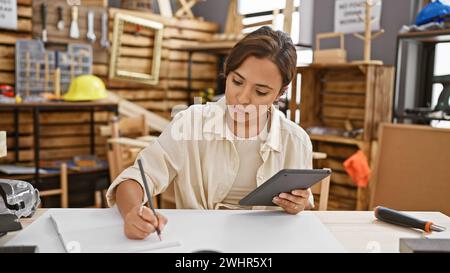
{"left": 334, "top": 0, "right": 382, "bottom": 34}
{"left": 0, "top": 0, "right": 17, "bottom": 30}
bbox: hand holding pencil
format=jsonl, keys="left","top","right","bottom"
{"left": 119, "top": 159, "right": 168, "bottom": 241}
{"left": 123, "top": 204, "right": 167, "bottom": 240}
{"left": 138, "top": 159, "right": 163, "bottom": 241}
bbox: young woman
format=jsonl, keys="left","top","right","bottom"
{"left": 106, "top": 26, "right": 314, "bottom": 240}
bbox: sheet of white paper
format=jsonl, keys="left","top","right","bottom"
{"left": 0, "top": 0, "right": 18, "bottom": 30}
{"left": 334, "top": 0, "right": 382, "bottom": 33}
{"left": 7, "top": 208, "right": 345, "bottom": 253}
{"left": 7, "top": 208, "right": 180, "bottom": 253}
{"left": 49, "top": 209, "right": 180, "bottom": 253}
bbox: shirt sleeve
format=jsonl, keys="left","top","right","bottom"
{"left": 106, "top": 113, "right": 186, "bottom": 207}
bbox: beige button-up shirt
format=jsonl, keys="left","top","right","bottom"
{"left": 106, "top": 97, "right": 314, "bottom": 209}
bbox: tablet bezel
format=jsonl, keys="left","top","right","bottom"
{"left": 239, "top": 169, "right": 332, "bottom": 206}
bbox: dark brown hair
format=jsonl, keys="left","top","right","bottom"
{"left": 224, "top": 26, "right": 297, "bottom": 90}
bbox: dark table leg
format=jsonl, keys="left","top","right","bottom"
{"left": 33, "top": 108, "right": 40, "bottom": 184}
{"left": 188, "top": 51, "right": 193, "bottom": 105}
{"left": 14, "top": 109, "right": 19, "bottom": 162}
{"left": 90, "top": 108, "right": 95, "bottom": 155}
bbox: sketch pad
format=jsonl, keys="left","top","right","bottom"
{"left": 49, "top": 208, "right": 180, "bottom": 253}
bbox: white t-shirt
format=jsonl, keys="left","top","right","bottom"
{"left": 221, "top": 138, "right": 263, "bottom": 207}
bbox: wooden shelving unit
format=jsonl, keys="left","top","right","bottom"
{"left": 394, "top": 28, "right": 450, "bottom": 124}
{"left": 290, "top": 63, "right": 395, "bottom": 210}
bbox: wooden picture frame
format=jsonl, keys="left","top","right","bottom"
{"left": 109, "top": 13, "right": 164, "bottom": 85}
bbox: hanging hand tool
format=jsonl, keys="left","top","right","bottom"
{"left": 57, "top": 6, "right": 65, "bottom": 31}
{"left": 78, "top": 52, "right": 84, "bottom": 75}
{"left": 70, "top": 6, "right": 80, "bottom": 39}
{"left": 40, "top": 3, "right": 48, "bottom": 42}
{"left": 70, "top": 49, "right": 75, "bottom": 80}
{"left": 35, "top": 60, "right": 40, "bottom": 81}
{"left": 100, "top": 12, "right": 110, "bottom": 48}
{"left": 54, "top": 51, "right": 61, "bottom": 99}
{"left": 86, "top": 10, "right": 96, "bottom": 43}
{"left": 25, "top": 52, "right": 30, "bottom": 97}
{"left": 44, "top": 53, "right": 49, "bottom": 93}
{"left": 375, "top": 206, "right": 447, "bottom": 233}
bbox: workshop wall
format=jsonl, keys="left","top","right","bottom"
{"left": 191, "top": 0, "right": 415, "bottom": 65}
{"left": 312, "top": 0, "right": 414, "bottom": 65}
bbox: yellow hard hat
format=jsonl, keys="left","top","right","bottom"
{"left": 63, "top": 75, "right": 108, "bottom": 101}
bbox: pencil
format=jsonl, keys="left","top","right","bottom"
{"left": 137, "top": 159, "right": 162, "bottom": 241}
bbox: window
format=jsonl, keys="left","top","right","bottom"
{"left": 238, "top": 0, "right": 313, "bottom": 121}
{"left": 431, "top": 42, "right": 450, "bottom": 128}
{"left": 238, "top": 0, "right": 301, "bottom": 43}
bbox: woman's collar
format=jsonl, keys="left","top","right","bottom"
{"left": 203, "top": 97, "right": 282, "bottom": 152}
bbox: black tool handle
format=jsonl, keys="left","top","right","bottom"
{"left": 57, "top": 6, "right": 64, "bottom": 22}
{"left": 55, "top": 51, "right": 60, "bottom": 69}
{"left": 40, "top": 3, "right": 47, "bottom": 29}
{"left": 375, "top": 206, "right": 431, "bottom": 232}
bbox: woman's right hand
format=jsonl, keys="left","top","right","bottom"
{"left": 123, "top": 204, "right": 168, "bottom": 240}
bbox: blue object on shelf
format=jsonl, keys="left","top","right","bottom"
{"left": 416, "top": 0, "right": 450, "bottom": 26}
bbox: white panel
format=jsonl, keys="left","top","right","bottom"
{"left": 298, "top": 0, "right": 314, "bottom": 45}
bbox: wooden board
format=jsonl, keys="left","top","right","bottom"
{"left": 370, "top": 124, "right": 450, "bottom": 216}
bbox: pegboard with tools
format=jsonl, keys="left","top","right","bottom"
{"left": 15, "top": 40, "right": 92, "bottom": 100}
{"left": 32, "top": 1, "right": 109, "bottom": 54}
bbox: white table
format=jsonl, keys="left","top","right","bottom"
{"left": 1, "top": 209, "right": 449, "bottom": 253}
{"left": 314, "top": 211, "right": 450, "bottom": 252}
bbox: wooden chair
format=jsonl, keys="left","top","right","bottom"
{"left": 102, "top": 115, "right": 165, "bottom": 208}
{"left": 102, "top": 115, "right": 149, "bottom": 182}
{"left": 310, "top": 167, "right": 331, "bottom": 211}
{"left": 39, "top": 163, "right": 69, "bottom": 208}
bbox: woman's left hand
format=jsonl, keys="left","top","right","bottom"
{"left": 272, "top": 189, "right": 311, "bottom": 215}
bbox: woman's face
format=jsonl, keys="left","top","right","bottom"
{"left": 225, "top": 56, "right": 284, "bottom": 121}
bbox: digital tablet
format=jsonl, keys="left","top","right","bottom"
{"left": 239, "top": 169, "right": 331, "bottom": 206}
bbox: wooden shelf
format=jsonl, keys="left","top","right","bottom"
{"left": 182, "top": 40, "right": 238, "bottom": 54}
{"left": 396, "top": 113, "right": 450, "bottom": 123}
{"left": 309, "top": 134, "right": 365, "bottom": 148}
{"left": 290, "top": 64, "right": 394, "bottom": 211}
{"left": 0, "top": 101, "right": 118, "bottom": 109}
{"left": 299, "top": 63, "right": 393, "bottom": 71}
{"left": 0, "top": 167, "right": 108, "bottom": 181}
{"left": 397, "top": 28, "right": 450, "bottom": 43}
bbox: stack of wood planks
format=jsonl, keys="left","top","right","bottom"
{"left": 291, "top": 64, "right": 395, "bottom": 211}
